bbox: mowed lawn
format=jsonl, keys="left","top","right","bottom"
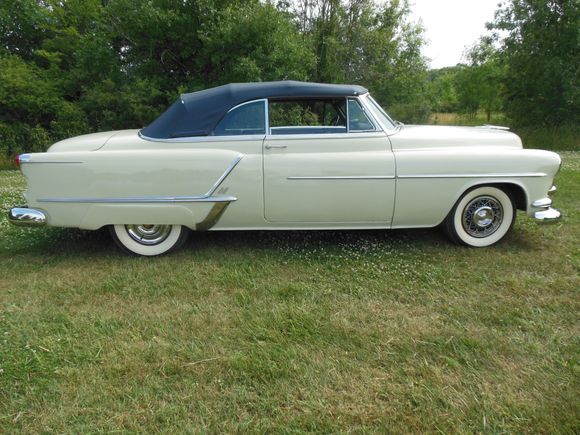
{"left": 0, "top": 153, "right": 578, "bottom": 433}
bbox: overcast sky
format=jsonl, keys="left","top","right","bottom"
{"left": 408, "top": 0, "right": 501, "bottom": 69}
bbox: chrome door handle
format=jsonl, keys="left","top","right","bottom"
{"left": 265, "top": 144, "right": 287, "bottom": 150}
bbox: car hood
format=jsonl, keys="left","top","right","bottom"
{"left": 389, "top": 125, "right": 523, "bottom": 150}
{"left": 47, "top": 130, "right": 133, "bottom": 152}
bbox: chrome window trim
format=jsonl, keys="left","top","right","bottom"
{"left": 38, "top": 154, "right": 243, "bottom": 204}
{"left": 345, "top": 98, "right": 350, "bottom": 133}
{"left": 138, "top": 98, "right": 268, "bottom": 142}
{"left": 347, "top": 97, "right": 378, "bottom": 133}
{"left": 138, "top": 131, "right": 265, "bottom": 143}
{"left": 265, "top": 95, "right": 384, "bottom": 138}
{"left": 264, "top": 131, "right": 387, "bottom": 141}
{"left": 362, "top": 94, "right": 398, "bottom": 132}
{"left": 213, "top": 99, "right": 268, "bottom": 137}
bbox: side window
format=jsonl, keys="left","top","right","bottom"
{"left": 348, "top": 99, "right": 375, "bottom": 132}
{"left": 213, "top": 100, "right": 266, "bottom": 136}
{"left": 269, "top": 99, "right": 347, "bottom": 135}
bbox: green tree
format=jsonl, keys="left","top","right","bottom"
{"left": 427, "top": 66, "right": 461, "bottom": 113}
{"left": 454, "top": 40, "right": 505, "bottom": 121}
{"left": 288, "top": 0, "right": 429, "bottom": 122}
{"left": 490, "top": 0, "right": 579, "bottom": 126}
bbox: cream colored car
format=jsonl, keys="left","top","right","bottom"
{"left": 9, "top": 81, "right": 561, "bottom": 255}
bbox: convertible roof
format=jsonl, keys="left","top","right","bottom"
{"left": 140, "top": 81, "right": 368, "bottom": 139}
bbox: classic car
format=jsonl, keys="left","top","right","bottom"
{"left": 9, "top": 81, "right": 561, "bottom": 256}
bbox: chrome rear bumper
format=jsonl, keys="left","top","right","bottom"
{"left": 8, "top": 207, "right": 47, "bottom": 227}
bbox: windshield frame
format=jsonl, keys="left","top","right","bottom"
{"left": 361, "top": 94, "right": 397, "bottom": 131}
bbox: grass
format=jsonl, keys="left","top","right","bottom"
{"left": 0, "top": 153, "right": 579, "bottom": 432}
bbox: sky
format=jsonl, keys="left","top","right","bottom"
{"left": 408, "top": 0, "right": 500, "bottom": 69}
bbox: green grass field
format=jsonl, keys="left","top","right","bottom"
{"left": 1, "top": 153, "right": 578, "bottom": 433}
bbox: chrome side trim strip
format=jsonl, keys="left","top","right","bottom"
{"left": 205, "top": 154, "right": 244, "bottom": 196}
{"left": 398, "top": 172, "right": 547, "bottom": 179}
{"left": 287, "top": 175, "right": 395, "bottom": 180}
{"left": 21, "top": 161, "right": 84, "bottom": 164}
{"left": 38, "top": 195, "right": 237, "bottom": 204}
{"left": 18, "top": 153, "right": 83, "bottom": 164}
{"left": 38, "top": 154, "right": 243, "bottom": 204}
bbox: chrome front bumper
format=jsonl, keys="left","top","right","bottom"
{"left": 532, "top": 189, "right": 561, "bottom": 223}
{"left": 8, "top": 207, "right": 47, "bottom": 227}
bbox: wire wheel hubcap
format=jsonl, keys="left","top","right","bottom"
{"left": 462, "top": 196, "right": 503, "bottom": 238}
{"left": 125, "top": 224, "right": 171, "bottom": 245}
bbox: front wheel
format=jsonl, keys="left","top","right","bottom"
{"left": 444, "top": 186, "right": 515, "bottom": 247}
{"left": 109, "top": 224, "right": 189, "bottom": 256}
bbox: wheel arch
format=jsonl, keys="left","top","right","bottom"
{"left": 437, "top": 180, "right": 528, "bottom": 227}
{"left": 482, "top": 182, "right": 527, "bottom": 211}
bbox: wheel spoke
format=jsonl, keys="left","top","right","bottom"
{"left": 461, "top": 196, "right": 503, "bottom": 238}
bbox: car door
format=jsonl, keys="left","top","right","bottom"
{"left": 263, "top": 98, "right": 396, "bottom": 224}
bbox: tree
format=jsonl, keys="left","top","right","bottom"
{"left": 427, "top": 66, "right": 461, "bottom": 113}
{"left": 490, "top": 0, "right": 579, "bottom": 126}
{"left": 287, "top": 0, "right": 430, "bottom": 122}
{"left": 454, "top": 40, "right": 505, "bottom": 121}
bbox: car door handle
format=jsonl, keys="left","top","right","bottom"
{"left": 265, "top": 144, "right": 287, "bottom": 150}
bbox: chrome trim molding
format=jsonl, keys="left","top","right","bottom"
{"left": 534, "top": 207, "right": 561, "bottom": 223}
{"left": 548, "top": 185, "right": 557, "bottom": 194}
{"left": 8, "top": 207, "right": 47, "bottom": 227}
{"left": 205, "top": 154, "right": 243, "bottom": 196}
{"left": 18, "top": 153, "right": 83, "bottom": 164}
{"left": 21, "top": 161, "right": 84, "bottom": 164}
{"left": 38, "top": 154, "right": 243, "bottom": 204}
{"left": 196, "top": 202, "right": 231, "bottom": 231}
{"left": 287, "top": 175, "right": 395, "bottom": 180}
{"left": 38, "top": 195, "right": 237, "bottom": 204}
{"left": 398, "top": 172, "right": 547, "bottom": 179}
{"left": 532, "top": 198, "right": 552, "bottom": 208}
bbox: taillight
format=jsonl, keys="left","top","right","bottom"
{"left": 14, "top": 154, "right": 20, "bottom": 167}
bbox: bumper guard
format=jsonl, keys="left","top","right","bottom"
{"left": 531, "top": 196, "right": 561, "bottom": 223}
{"left": 8, "top": 206, "right": 47, "bottom": 227}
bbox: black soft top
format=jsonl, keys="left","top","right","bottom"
{"left": 140, "top": 81, "right": 368, "bottom": 139}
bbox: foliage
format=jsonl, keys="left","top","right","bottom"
{"left": 489, "top": 0, "right": 580, "bottom": 127}
{"left": 0, "top": 0, "right": 429, "bottom": 158}
{"left": 426, "top": 66, "right": 461, "bottom": 113}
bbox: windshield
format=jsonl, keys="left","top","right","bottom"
{"left": 364, "top": 95, "right": 397, "bottom": 130}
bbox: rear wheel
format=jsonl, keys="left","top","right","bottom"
{"left": 109, "top": 224, "right": 189, "bottom": 256}
{"left": 444, "top": 186, "right": 515, "bottom": 247}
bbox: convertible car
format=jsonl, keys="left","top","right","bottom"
{"left": 9, "top": 81, "right": 561, "bottom": 256}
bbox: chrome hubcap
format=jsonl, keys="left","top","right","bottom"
{"left": 462, "top": 196, "right": 503, "bottom": 238}
{"left": 125, "top": 224, "right": 171, "bottom": 245}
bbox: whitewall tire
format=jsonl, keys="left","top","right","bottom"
{"left": 109, "top": 224, "right": 189, "bottom": 256}
{"left": 444, "top": 186, "right": 515, "bottom": 247}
